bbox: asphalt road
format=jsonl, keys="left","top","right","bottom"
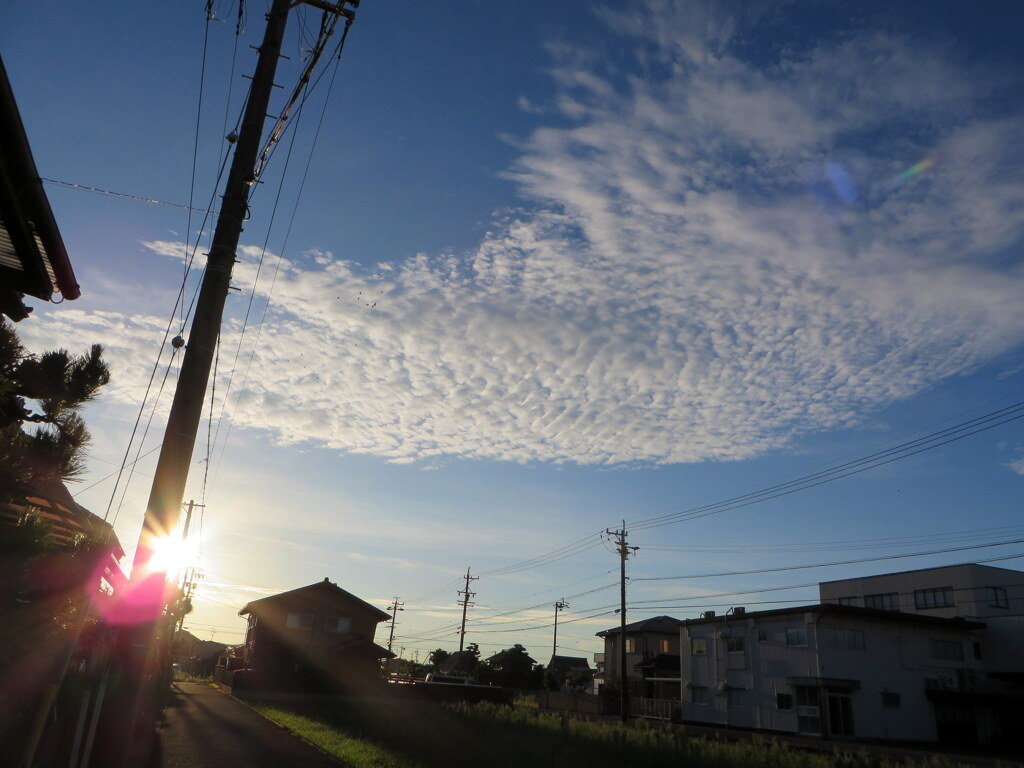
{"left": 153, "top": 682, "right": 341, "bottom": 768}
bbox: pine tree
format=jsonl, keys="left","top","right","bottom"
{"left": 0, "top": 318, "right": 110, "bottom": 503}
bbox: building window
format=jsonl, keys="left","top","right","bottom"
{"left": 691, "top": 686, "right": 709, "bottom": 705}
{"left": 988, "top": 586, "right": 1009, "bottom": 609}
{"left": 776, "top": 693, "right": 794, "bottom": 710}
{"left": 691, "top": 637, "right": 707, "bottom": 655}
{"left": 795, "top": 687, "right": 821, "bottom": 734}
{"left": 726, "top": 636, "right": 744, "bottom": 653}
{"left": 929, "top": 639, "right": 964, "bottom": 661}
{"left": 785, "top": 627, "right": 808, "bottom": 646}
{"left": 286, "top": 613, "right": 313, "bottom": 629}
{"left": 915, "top": 587, "right": 954, "bottom": 610}
{"left": 727, "top": 688, "right": 748, "bottom": 707}
{"left": 659, "top": 638, "right": 671, "bottom": 654}
{"left": 624, "top": 637, "right": 637, "bottom": 654}
{"left": 973, "top": 641, "right": 982, "bottom": 661}
{"left": 755, "top": 629, "right": 768, "bottom": 642}
{"left": 881, "top": 691, "right": 901, "bottom": 708}
{"left": 824, "top": 627, "right": 865, "bottom": 650}
{"left": 865, "top": 592, "right": 899, "bottom": 611}
{"left": 837, "top": 596, "right": 858, "bottom": 607}
{"left": 325, "top": 616, "right": 351, "bottom": 633}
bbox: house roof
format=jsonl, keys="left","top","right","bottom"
{"left": 238, "top": 578, "right": 390, "bottom": 622}
{"left": 0, "top": 56, "right": 79, "bottom": 321}
{"left": 682, "top": 603, "right": 986, "bottom": 630}
{"left": 549, "top": 655, "right": 592, "bottom": 673}
{"left": 634, "top": 653, "right": 680, "bottom": 673}
{"left": 596, "top": 615, "right": 682, "bottom": 637}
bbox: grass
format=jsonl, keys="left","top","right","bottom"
{"left": 251, "top": 698, "right": 974, "bottom": 768}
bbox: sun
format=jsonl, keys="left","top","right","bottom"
{"left": 145, "top": 533, "right": 200, "bottom": 577}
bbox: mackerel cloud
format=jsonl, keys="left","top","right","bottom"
{"left": 29, "top": 1, "right": 1024, "bottom": 466}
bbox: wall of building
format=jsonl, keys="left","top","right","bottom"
{"left": 679, "top": 611, "right": 986, "bottom": 742}
{"left": 820, "top": 564, "right": 1024, "bottom": 674}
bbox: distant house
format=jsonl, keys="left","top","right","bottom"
{"left": 172, "top": 630, "right": 227, "bottom": 678}
{"left": 596, "top": 615, "right": 682, "bottom": 699}
{"left": 237, "top": 578, "right": 392, "bottom": 693}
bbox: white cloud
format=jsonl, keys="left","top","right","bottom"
{"left": 24, "top": 1, "right": 1024, "bottom": 467}
{"left": 1007, "top": 458, "right": 1024, "bottom": 477}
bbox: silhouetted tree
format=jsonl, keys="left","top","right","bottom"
{"left": 0, "top": 318, "right": 109, "bottom": 502}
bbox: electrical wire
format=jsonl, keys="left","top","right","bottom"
{"left": 627, "top": 399, "right": 1024, "bottom": 533}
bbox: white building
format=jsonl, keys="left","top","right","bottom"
{"left": 678, "top": 603, "right": 1009, "bottom": 743}
{"left": 819, "top": 563, "right": 1024, "bottom": 678}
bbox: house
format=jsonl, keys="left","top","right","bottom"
{"left": 0, "top": 55, "right": 80, "bottom": 322}
{"left": 237, "top": 578, "right": 392, "bottom": 694}
{"left": 0, "top": 479, "right": 126, "bottom": 600}
{"left": 596, "top": 615, "right": 681, "bottom": 699}
{"left": 678, "top": 602, "right": 1024, "bottom": 745}
{"left": 171, "top": 630, "right": 227, "bottom": 678}
{"left": 548, "top": 655, "right": 594, "bottom": 691}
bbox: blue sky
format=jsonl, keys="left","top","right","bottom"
{"left": 3, "top": 0, "right": 1023, "bottom": 661}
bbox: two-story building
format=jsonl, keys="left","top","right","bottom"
{"left": 596, "top": 615, "right": 681, "bottom": 699}
{"left": 677, "top": 603, "right": 1013, "bottom": 743}
{"left": 237, "top": 578, "right": 392, "bottom": 694}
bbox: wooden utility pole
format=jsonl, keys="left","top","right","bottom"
{"left": 386, "top": 597, "right": 404, "bottom": 656}
{"left": 607, "top": 522, "right": 637, "bottom": 723}
{"left": 129, "top": 0, "right": 294, "bottom": 596}
{"left": 456, "top": 568, "right": 478, "bottom": 673}
{"left": 552, "top": 598, "right": 568, "bottom": 658}
{"left": 126, "top": 0, "right": 358, "bottom": 607}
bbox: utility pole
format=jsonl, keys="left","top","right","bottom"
{"left": 90, "top": 5, "right": 359, "bottom": 766}
{"left": 607, "top": 521, "right": 638, "bottom": 723}
{"left": 552, "top": 598, "right": 568, "bottom": 658}
{"left": 127, "top": 0, "right": 359, "bottom": 610}
{"left": 456, "top": 568, "right": 478, "bottom": 674}
{"left": 386, "top": 598, "right": 404, "bottom": 656}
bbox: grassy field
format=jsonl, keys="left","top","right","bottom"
{"left": 252, "top": 698, "right": 973, "bottom": 768}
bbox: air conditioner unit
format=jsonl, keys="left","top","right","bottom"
{"left": 715, "top": 680, "right": 728, "bottom": 692}
{"left": 939, "top": 673, "right": 959, "bottom": 692}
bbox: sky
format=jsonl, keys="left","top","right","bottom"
{"left": 3, "top": 0, "right": 1024, "bottom": 663}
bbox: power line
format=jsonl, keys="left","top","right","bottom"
{"left": 633, "top": 540, "right": 1024, "bottom": 582}
{"left": 628, "top": 399, "right": 1024, "bottom": 533}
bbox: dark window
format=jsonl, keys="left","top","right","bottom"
{"left": 726, "top": 636, "right": 744, "bottom": 653}
{"left": 825, "top": 627, "right": 865, "bottom": 650}
{"left": 915, "top": 587, "right": 954, "bottom": 610}
{"left": 785, "top": 627, "right": 808, "bottom": 646}
{"left": 929, "top": 639, "right": 964, "bottom": 661}
{"left": 837, "top": 596, "right": 858, "bottom": 606}
{"left": 881, "top": 691, "right": 901, "bottom": 708}
{"left": 325, "top": 616, "right": 351, "bottom": 633}
{"left": 756, "top": 629, "right": 767, "bottom": 642}
{"left": 865, "top": 592, "right": 899, "bottom": 611}
{"left": 972, "top": 641, "right": 982, "bottom": 660}
{"left": 691, "top": 637, "right": 707, "bottom": 655}
{"left": 691, "top": 686, "right": 709, "bottom": 705}
{"left": 777, "top": 693, "right": 794, "bottom": 710}
{"left": 988, "top": 586, "right": 1009, "bottom": 609}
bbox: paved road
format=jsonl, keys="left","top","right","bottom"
{"left": 154, "top": 682, "right": 341, "bottom": 768}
